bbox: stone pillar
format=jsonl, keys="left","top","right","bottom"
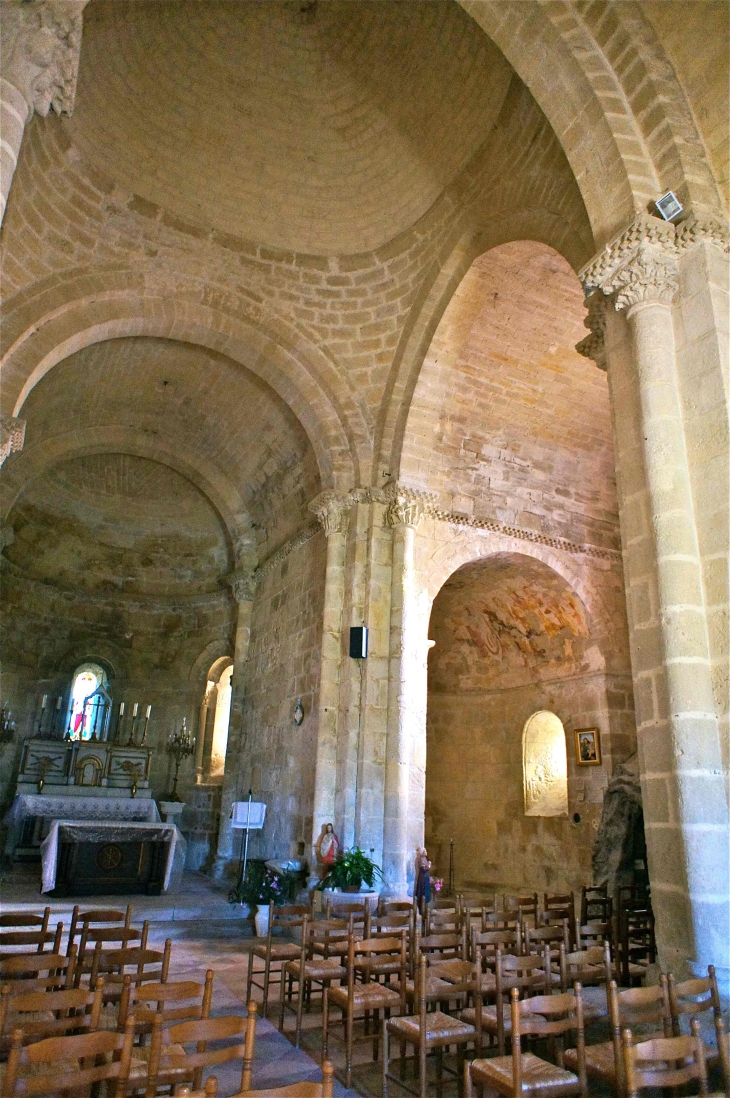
{"left": 382, "top": 484, "right": 434, "bottom": 897}
{"left": 0, "top": 0, "right": 87, "bottom": 226}
{"left": 307, "top": 491, "right": 350, "bottom": 872}
{"left": 580, "top": 214, "right": 730, "bottom": 992}
{"left": 194, "top": 681, "right": 214, "bottom": 784}
{"left": 211, "top": 567, "right": 255, "bottom": 880}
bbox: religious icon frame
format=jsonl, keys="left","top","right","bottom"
{"left": 574, "top": 727, "right": 601, "bottom": 766}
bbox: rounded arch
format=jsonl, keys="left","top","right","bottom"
{"left": 376, "top": 217, "right": 593, "bottom": 483}
{"left": 52, "top": 644, "right": 125, "bottom": 682}
{"left": 188, "top": 641, "right": 233, "bottom": 685}
{"left": 457, "top": 1, "right": 724, "bottom": 242}
{"left": 0, "top": 426, "right": 249, "bottom": 566}
{"left": 0, "top": 267, "right": 369, "bottom": 490}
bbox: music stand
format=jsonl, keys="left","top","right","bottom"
{"left": 231, "top": 791, "right": 266, "bottom": 897}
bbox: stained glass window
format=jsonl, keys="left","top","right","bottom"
{"left": 67, "top": 663, "right": 107, "bottom": 741}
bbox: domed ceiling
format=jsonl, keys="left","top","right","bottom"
{"left": 68, "top": 0, "right": 513, "bottom": 254}
{"left": 5, "top": 453, "right": 230, "bottom": 598}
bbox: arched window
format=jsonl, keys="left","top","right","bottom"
{"left": 67, "top": 663, "right": 109, "bottom": 741}
{"left": 210, "top": 664, "right": 232, "bottom": 778}
{"left": 523, "top": 710, "right": 568, "bottom": 817}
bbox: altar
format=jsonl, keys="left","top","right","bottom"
{"left": 3, "top": 793, "right": 160, "bottom": 861}
{"left": 41, "top": 820, "right": 185, "bottom": 896}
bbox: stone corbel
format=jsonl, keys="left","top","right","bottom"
{"left": 227, "top": 567, "right": 256, "bottom": 605}
{"left": 382, "top": 482, "right": 438, "bottom": 530}
{"left": 308, "top": 489, "right": 352, "bottom": 537}
{"left": 1, "top": 0, "right": 89, "bottom": 118}
{"left": 575, "top": 293, "right": 607, "bottom": 369}
{"left": 0, "top": 416, "right": 26, "bottom": 466}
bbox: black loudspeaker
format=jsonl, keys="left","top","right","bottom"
{"left": 349, "top": 626, "right": 368, "bottom": 659}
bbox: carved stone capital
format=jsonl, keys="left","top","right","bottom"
{"left": 0, "top": 416, "right": 26, "bottom": 466}
{"left": 674, "top": 214, "right": 730, "bottom": 256}
{"left": 383, "top": 483, "right": 437, "bottom": 529}
{"left": 575, "top": 293, "right": 607, "bottom": 370}
{"left": 580, "top": 215, "right": 679, "bottom": 311}
{"left": 227, "top": 567, "right": 256, "bottom": 604}
{"left": 1, "top": 1, "right": 88, "bottom": 118}
{"left": 308, "top": 490, "right": 352, "bottom": 536}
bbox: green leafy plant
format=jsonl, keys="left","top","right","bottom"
{"left": 318, "top": 847, "right": 383, "bottom": 892}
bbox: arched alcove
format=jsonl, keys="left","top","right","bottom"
{"left": 425, "top": 552, "right": 610, "bottom": 895}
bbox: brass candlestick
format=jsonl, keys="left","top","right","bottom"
{"left": 165, "top": 718, "right": 195, "bottom": 802}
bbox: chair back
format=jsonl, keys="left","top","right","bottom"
{"left": 77, "top": 920, "right": 148, "bottom": 968}
{"left": 0, "top": 948, "right": 76, "bottom": 996}
{"left": 715, "top": 1015, "right": 730, "bottom": 1091}
{"left": 379, "top": 899, "right": 415, "bottom": 916}
{"left": 89, "top": 938, "right": 171, "bottom": 990}
{"left": 667, "top": 965, "right": 721, "bottom": 1035}
{"left": 68, "top": 904, "right": 132, "bottom": 955}
{"left": 0, "top": 910, "right": 51, "bottom": 933}
{"left": 0, "top": 921, "right": 63, "bottom": 955}
{"left": 3, "top": 1014, "right": 135, "bottom": 1096}
{"left": 543, "top": 891, "right": 574, "bottom": 920}
{"left": 580, "top": 885, "right": 612, "bottom": 925}
{"left": 509, "top": 984, "right": 587, "bottom": 1095}
{"left": 607, "top": 976, "right": 671, "bottom": 1094}
{"left": 147, "top": 1011, "right": 255, "bottom": 1096}
{"left": 418, "top": 925, "right": 466, "bottom": 964}
{"left": 576, "top": 919, "right": 611, "bottom": 950}
{"left": 120, "top": 970, "right": 214, "bottom": 1031}
{"left": 472, "top": 926, "right": 521, "bottom": 967}
{"left": 309, "top": 917, "right": 348, "bottom": 958}
{"left": 348, "top": 932, "right": 407, "bottom": 990}
{"left": 503, "top": 893, "right": 538, "bottom": 927}
{"left": 6, "top": 980, "right": 105, "bottom": 1043}
{"left": 559, "top": 945, "right": 606, "bottom": 992}
{"left": 524, "top": 919, "right": 570, "bottom": 957}
{"left": 621, "top": 1017, "right": 709, "bottom": 1097}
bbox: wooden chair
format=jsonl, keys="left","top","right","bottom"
{"left": 323, "top": 933, "right": 407, "bottom": 1088}
{"left": 2, "top": 1014, "right": 135, "bottom": 1097}
{"left": 227, "top": 1002, "right": 336, "bottom": 1097}
{"left": 668, "top": 966, "right": 723, "bottom": 1069}
{"left": 87, "top": 939, "right": 171, "bottom": 1004}
{"left": 715, "top": 1015, "right": 730, "bottom": 1094}
{"left": 145, "top": 1010, "right": 256, "bottom": 1098}
{"left": 173, "top": 1082, "right": 219, "bottom": 1098}
{"left": 617, "top": 896, "right": 655, "bottom": 986}
{"left": 308, "top": 916, "right": 351, "bottom": 961}
{"left": 543, "top": 891, "right": 575, "bottom": 928}
{"left": 67, "top": 904, "right": 132, "bottom": 957}
{"left": 564, "top": 976, "right": 671, "bottom": 1094}
{"left": 0, "top": 922, "right": 63, "bottom": 956}
{"left": 119, "top": 969, "right": 215, "bottom": 1036}
{"left": 575, "top": 918, "right": 612, "bottom": 951}
{"left": 621, "top": 1017, "right": 709, "bottom": 1097}
{"left": 557, "top": 943, "right": 610, "bottom": 1021}
{"left": 245, "top": 903, "right": 309, "bottom": 1016}
{"left": 323, "top": 898, "right": 369, "bottom": 930}
{"left": 76, "top": 919, "right": 149, "bottom": 975}
{"left": 383, "top": 953, "right": 477, "bottom": 1098}
{"left": 524, "top": 919, "right": 570, "bottom": 973}
{"left": 0, "top": 949, "right": 77, "bottom": 997}
{"left": 0, "top": 911, "right": 51, "bottom": 954}
{"left": 279, "top": 916, "right": 346, "bottom": 1047}
{"left": 2, "top": 980, "right": 105, "bottom": 1044}
{"left": 503, "top": 893, "right": 539, "bottom": 930}
{"left": 464, "top": 984, "right": 588, "bottom": 1098}
{"left": 379, "top": 899, "right": 416, "bottom": 917}
{"left": 481, "top": 947, "right": 551, "bottom": 1055}
{"left": 580, "top": 885, "right": 612, "bottom": 926}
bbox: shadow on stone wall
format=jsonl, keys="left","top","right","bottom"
{"left": 592, "top": 753, "right": 646, "bottom": 893}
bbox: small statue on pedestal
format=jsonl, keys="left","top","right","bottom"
{"left": 414, "top": 846, "right": 431, "bottom": 913}
{"left": 315, "top": 822, "right": 340, "bottom": 880}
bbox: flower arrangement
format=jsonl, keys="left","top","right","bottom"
{"left": 430, "top": 875, "right": 444, "bottom": 893}
{"left": 229, "top": 860, "right": 300, "bottom": 906}
{"left": 318, "top": 847, "right": 383, "bottom": 892}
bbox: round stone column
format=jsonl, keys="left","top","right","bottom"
{"left": 581, "top": 217, "right": 730, "bottom": 991}
{"left": 307, "top": 491, "right": 350, "bottom": 876}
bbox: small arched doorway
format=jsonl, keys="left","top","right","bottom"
{"left": 196, "top": 656, "right": 234, "bottom": 784}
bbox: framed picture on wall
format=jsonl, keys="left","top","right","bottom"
{"left": 574, "top": 727, "right": 602, "bottom": 766}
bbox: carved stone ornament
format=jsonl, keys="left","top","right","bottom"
{"left": 227, "top": 568, "right": 256, "bottom": 604}
{"left": 0, "top": 416, "right": 26, "bottom": 466}
{"left": 579, "top": 210, "right": 730, "bottom": 316}
{"left": 383, "top": 483, "right": 437, "bottom": 529}
{"left": 308, "top": 490, "right": 352, "bottom": 536}
{"left": 0, "top": 0, "right": 89, "bottom": 118}
{"left": 575, "top": 293, "right": 607, "bottom": 370}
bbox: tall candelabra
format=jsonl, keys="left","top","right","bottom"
{"left": 166, "top": 718, "right": 196, "bottom": 802}
{"left": 1, "top": 703, "right": 16, "bottom": 744}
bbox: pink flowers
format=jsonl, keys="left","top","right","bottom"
{"left": 430, "top": 876, "right": 444, "bottom": 893}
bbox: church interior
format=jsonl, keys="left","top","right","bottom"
{"left": 0, "top": 2, "right": 727, "bottom": 1095}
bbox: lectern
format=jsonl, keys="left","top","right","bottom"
{"left": 231, "top": 792, "right": 266, "bottom": 897}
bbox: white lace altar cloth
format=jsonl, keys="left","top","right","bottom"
{"left": 3, "top": 794, "right": 160, "bottom": 858}
{"left": 41, "top": 820, "right": 183, "bottom": 893}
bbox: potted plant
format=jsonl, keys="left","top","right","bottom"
{"left": 318, "top": 847, "right": 383, "bottom": 895}
{"left": 230, "top": 861, "right": 284, "bottom": 935}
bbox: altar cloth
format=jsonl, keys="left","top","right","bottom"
{"left": 4, "top": 794, "right": 160, "bottom": 859}
{"left": 41, "top": 820, "right": 184, "bottom": 894}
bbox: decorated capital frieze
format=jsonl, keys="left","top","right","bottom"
{"left": 382, "top": 483, "right": 438, "bottom": 530}
{"left": 308, "top": 489, "right": 352, "bottom": 536}
{"left": 227, "top": 567, "right": 256, "bottom": 604}
{"left": 1, "top": 0, "right": 88, "bottom": 118}
{"left": 0, "top": 417, "right": 26, "bottom": 467}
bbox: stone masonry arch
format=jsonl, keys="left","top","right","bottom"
{"left": 457, "top": 2, "right": 725, "bottom": 245}
{"left": 0, "top": 267, "right": 368, "bottom": 491}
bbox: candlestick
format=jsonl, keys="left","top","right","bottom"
{"left": 165, "top": 718, "right": 196, "bottom": 801}
{"left": 132, "top": 703, "right": 139, "bottom": 717}
{"left": 145, "top": 704, "right": 152, "bottom": 718}
{"left": 119, "top": 702, "right": 125, "bottom": 716}
{"left": 41, "top": 695, "right": 48, "bottom": 709}
{"left": 56, "top": 697, "right": 62, "bottom": 709}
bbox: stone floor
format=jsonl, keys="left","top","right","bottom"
{"left": 0, "top": 868, "right": 725, "bottom": 1096}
